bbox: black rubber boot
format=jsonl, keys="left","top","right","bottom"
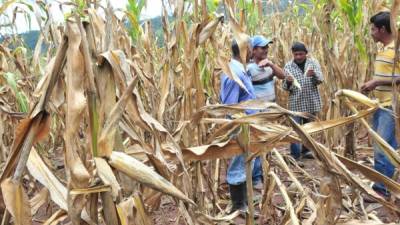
{"left": 229, "top": 183, "right": 248, "bottom": 212}
{"left": 302, "top": 147, "right": 314, "bottom": 159}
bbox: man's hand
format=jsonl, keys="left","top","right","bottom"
{"left": 360, "top": 80, "right": 378, "bottom": 94}
{"left": 258, "top": 58, "right": 273, "bottom": 67}
{"left": 286, "top": 75, "right": 294, "bottom": 84}
{"left": 306, "top": 68, "right": 315, "bottom": 77}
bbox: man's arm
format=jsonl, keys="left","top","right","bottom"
{"left": 258, "top": 59, "right": 285, "bottom": 79}
{"left": 309, "top": 59, "right": 323, "bottom": 85}
{"left": 282, "top": 64, "right": 294, "bottom": 92}
{"left": 271, "top": 63, "right": 286, "bottom": 79}
{"left": 361, "top": 78, "right": 400, "bottom": 93}
{"left": 375, "top": 79, "right": 400, "bottom": 86}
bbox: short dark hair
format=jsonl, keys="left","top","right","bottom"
{"left": 231, "top": 40, "right": 240, "bottom": 57}
{"left": 370, "top": 11, "right": 391, "bottom": 33}
{"left": 291, "top": 42, "right": 308, "bottom": 53}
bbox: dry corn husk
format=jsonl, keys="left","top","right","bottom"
{"left": 335, "top": 89, "right": 380, "bottom": 108}
{"left": 109, "top": 151, "right": 195, "bottom": 205}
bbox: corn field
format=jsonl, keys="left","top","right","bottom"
{"left": 1, "top": 0, "right": 400, "bottom": 224}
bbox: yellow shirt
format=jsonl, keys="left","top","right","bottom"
{"left": 373, "top": 41, "right": 400, "bottom": 103}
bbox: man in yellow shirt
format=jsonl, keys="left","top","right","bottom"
{"left": 361, "top": 11, "right": 399, "bottom": 198}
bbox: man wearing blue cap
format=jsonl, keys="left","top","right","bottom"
{"left": 245, "top": 35, "right": 285, "bottom": 200}
{"left": 248, "top": 35, "right": 285, "bottom": 102}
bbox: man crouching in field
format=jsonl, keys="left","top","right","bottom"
{"left": 219, "top": 39, "right": 262, "bottom": 213}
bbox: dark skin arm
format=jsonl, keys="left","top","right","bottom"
{"left": 361, "top": 79, "right": 400, "bottom": 94}
{"left": 258, "top": 58, "right": 286, "bottom": 79}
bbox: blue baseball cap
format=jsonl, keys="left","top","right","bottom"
{"left": 251, "top": 35, "right": 273, "bottom": 48}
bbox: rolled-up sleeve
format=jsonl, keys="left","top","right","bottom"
{"left": 282, "top": 64, "right": 294, "bottom": 92}
{"left": 282, "top": 79, "right": 294, "bottom": 92}
{"left": 311, "top": 60, "right": 323, "bottom": 85}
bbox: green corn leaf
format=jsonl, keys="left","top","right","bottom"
{"left": 2, "top": 72, "right": 29, "bottom": 113}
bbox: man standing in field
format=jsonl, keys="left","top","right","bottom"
{"left": 246, "top": 35, "right": 286, "bottom": 190}
{"left": 282, "top": 42, "right": 324, "bottom": 159}
{"left": 361, "top": 11, "right": 399, "bottom": 198}
{"left": 247, "top": 35, "right": 286, "bottom": 103}
{"left": 220, "top": 39, "right": 261, "bottom": 213}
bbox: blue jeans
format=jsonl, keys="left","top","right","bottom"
{"left": 227, "top": 155, "right": 263, "bottom": 185}
{"left": 372, "top": 108, "right": 398, "bottom": 196}
{"left": 290, "top": 116, "right": 312, "bottom": 159}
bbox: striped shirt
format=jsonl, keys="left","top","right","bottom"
{"left": 247, "top": 62, "right": 276, "bottom": 102}
{"left": 373, "top": 41, "right": 400, "bottom": 103}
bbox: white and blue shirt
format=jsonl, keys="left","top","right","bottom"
{"left": 247, "top": 62, "right": 276, "bottom": 102}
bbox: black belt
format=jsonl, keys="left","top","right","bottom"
{"left": 252, "top": 76, "right": 274, "bottom": 85}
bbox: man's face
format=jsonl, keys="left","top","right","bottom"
{"left": 370, "top": 24, "right": 383, "bottom": 43}
{"left": 252, "top": 45, "right": 268, "bottom": 60}
{"left": 293, "top": 51, "right": 307, "bottom": 64}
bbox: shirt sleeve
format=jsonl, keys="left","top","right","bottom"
{"left": 282, "top": 64, "right": 294, "bottom": 92}
{"left": 311, "top": 59, "right": 323, "bottom": 85}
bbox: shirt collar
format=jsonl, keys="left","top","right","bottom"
{"left": 384, "top": 41, "right": 395, "bottom": 51}
{"left": 290, "top": 58, "right": 308, "bottom": 66}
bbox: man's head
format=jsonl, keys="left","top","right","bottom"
{"left": 251, "top": 35, "right": 273, "bottom": 61}
{"left": 370, "top": 11, "right": 391, "bottom": 43}
{"left": 232, "top": 39, "right": 252, "bottom": 63}
{"left": 291, "top": 42, "right": 308, "bottom": 64}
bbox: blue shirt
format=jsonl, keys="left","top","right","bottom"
{"left": 220, "top": 59, "right": 256, "bottom": 114}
